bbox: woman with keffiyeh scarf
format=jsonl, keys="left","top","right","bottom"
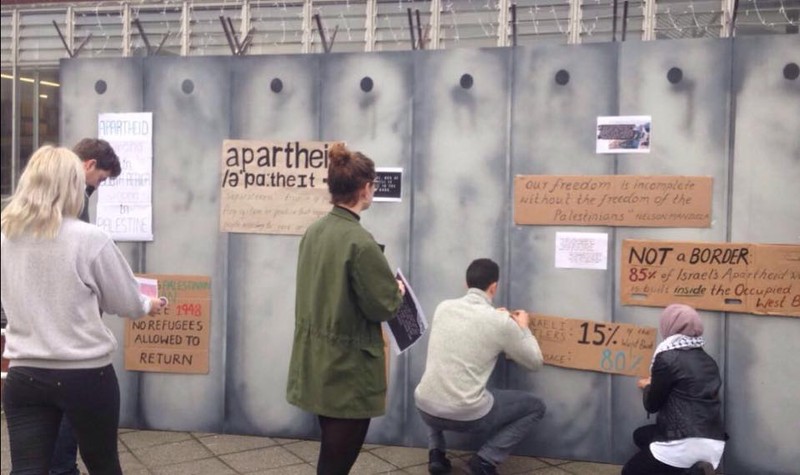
{"left": 621, "top": 304, "right": 728, "bottom": 475}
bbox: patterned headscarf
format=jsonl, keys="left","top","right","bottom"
{"left": 659, "top": 304, "right": 703, "bottom": 338}
{"left": 651, "top": 304, "right": 706, "bottom": 371}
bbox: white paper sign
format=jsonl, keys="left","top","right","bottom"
{"left": 96, "top": 203, "right": 154, "bottom": 242}
{"left": 97, "top": 112, "right": 154, "bottom": 241}
{"left": 555, "top": 232, "right": 609, "bottom": 270}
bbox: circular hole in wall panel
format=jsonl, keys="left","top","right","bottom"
{"left": 667, "top": 67, "right": 683, "bottom": 84}
{"left": 182, "top": 79, "right": 194, "bottom": 94}
{"left": 360, "top": 76, "right": 374, "bottom": 93}
{"left": 555, "top": 69, "right": 570, "bottom": 86}
{"left": 783, "top": 63, "right": 799, "bottom": 80}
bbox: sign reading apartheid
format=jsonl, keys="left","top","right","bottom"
{"left": 125, "top": 275, "right": 212, "bottom": 373}
{"left": 621, "top": 240, "right": 800, "bottom": 317}
{"left": 220, "top": 140, "right": 341, "bottom": 235}
{"left": 528, "top": 313, "right": 657, "bottom": 377}
{"left": 514, "top": 175, "right": 712, "bottom": 227}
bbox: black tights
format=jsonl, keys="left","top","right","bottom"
{"left": 317, "top": 415, "right": 371, "bottom": 475}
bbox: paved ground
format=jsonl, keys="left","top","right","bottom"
{"left": 1, "top": 414, "right": 623, "bottom": 475}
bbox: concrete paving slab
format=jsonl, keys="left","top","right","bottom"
{"left": 199, "top": 433, "right": 278, "bottom": 455}
{"left": 220, "top": 445, "right": 303, "bottom": 473}
{"left": 526, "top": 466, "right": 573, "bottom": 474}
{"left": 558, "top": 461, "right": 623, "bottom": 475}
{"left": 250, "top": 462, "right": 318, "bottom": 475}
{"left": 348, "top": 451, "right": 398, "bottom": 474}
{"left": 539, "top": 457, "right": 571, "bottom": 465}
{"left": 283, "top": 440, "right": 321, "bottom": 463}
{"left": 119, "top": 430, "right": 193, "bottom": 450}
{"left": 496, "top": 454, "right": 550, "bottom": 473}
{"left": 370, "top": 445, "right": 430, "bottom": 468}
{"left": 151, "top": 456, "right": 237, "bottom": 475}
{"left": 133, "top": 439, "right": 212, "bottom": 467}
{"left": 118, "top": 450, "right": 148, "bottom": 472}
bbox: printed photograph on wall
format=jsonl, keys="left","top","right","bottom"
{"left": 596, "top": 115, "right": 651, "bottom": 154}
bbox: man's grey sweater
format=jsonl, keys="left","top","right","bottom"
{"left": 414, "top": 288, "right": 543, "bottom": 421}
{"left": 1, "top": 217, "right": 150, "bottom": 369}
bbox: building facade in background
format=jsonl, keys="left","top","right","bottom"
{"left": 1, "top": 0, "right": 797, "bottom": 196}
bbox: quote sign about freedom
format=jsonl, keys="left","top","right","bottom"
{"left": 514, "top": 175, "right": 713, "bottom": 228}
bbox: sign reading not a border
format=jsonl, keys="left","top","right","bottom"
{"left": 621, "top": 240, "right": 800, "bottom": 317}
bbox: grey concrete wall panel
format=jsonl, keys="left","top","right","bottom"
{"left": 508, "top": 43, "right": 619, "bottom": 462}
{"left": 726, "top": 36, "right": 800, "bottom": 475}
{"left": 53, "top": 40, "right": 798, "bottom": 470}
{"left": 407, "top": 48, "right": 512, "bottom": 448}
{"left": 59, "top": 57, "right": 144, "bottom": 428}
{"left": 613, "top": 39, "right": 733, "bottom": 463}
{"left": 225, "top": 55, "right": 321, "bottom": 437}
{"left": 139, "top": 56, "right": 230, "bottom": 432}
{"left": 320, "top": 51, "right": 415, "bottom": 444}
{"left": 60, "top": 58, "right": 144, "bottom": 146}
{"left": 58, "top": 59, "right": 146, "bottom": 270}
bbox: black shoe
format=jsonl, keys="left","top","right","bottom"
{"left": 428, "top": 449, "right": 452, "bottom": 474}
{"left": 687, "top": 461, "right": 715, "bottom": 475}
{"left": 467, "top": 454, "right": 497, "bottom": 475}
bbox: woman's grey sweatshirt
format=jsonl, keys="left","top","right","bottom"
{"left": 1, "top": 217, "right": 150, "bottom": 369}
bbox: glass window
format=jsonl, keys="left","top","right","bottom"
{"left": 0, "top": 69, "right": 60, "bottom": 197}
{"left": 1, "top": 68, "right": 11, "bottom": 197}
{"left": 37, "top": 70, "right": 60, "bottom": 148}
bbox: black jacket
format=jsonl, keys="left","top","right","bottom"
{"left": 643, "top": 348, "right": 727, "bottom": 441}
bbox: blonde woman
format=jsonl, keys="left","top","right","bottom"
{"left": 1, "top": 146, "right": 164, "bottom": 474}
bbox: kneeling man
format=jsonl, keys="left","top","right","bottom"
{"left": 415, "top": 258, "right": 545, "bottom": 475}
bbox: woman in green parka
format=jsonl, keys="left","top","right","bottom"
{"left": 287, "top": 142, "right": 404, "bottom": 475}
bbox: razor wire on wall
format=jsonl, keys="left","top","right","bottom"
{"left": 1, "top": 0, "right": 797, "bottom": 67}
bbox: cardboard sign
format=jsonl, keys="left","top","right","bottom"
{"left": 514, "top": 175, "right": 712, "bottom": 227}
{"left": 125, "top": 275, "right": 212, "bottom": 373}
{"left": 220, "top": 140, "right": 341, "bottom": 235}
{"left": 621, "top": 240, "right": 800, "bottom": 317}
{"left": 528, "top": 313, "right": 657, "bottom": 377}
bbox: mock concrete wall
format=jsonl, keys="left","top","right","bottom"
{"left": 60, "top": 36, "right": 800, "bottom": 474}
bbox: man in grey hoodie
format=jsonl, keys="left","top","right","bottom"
{"left": 414, "top": 258, "right": 545, "bottom": 475}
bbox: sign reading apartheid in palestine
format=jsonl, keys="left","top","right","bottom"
{"left": 528, "top": 313, "right": 657, "bottom": 377}
{"left": 125, "top": 275, "right": 212, "bottom": 373}
{"left": 621, "top": 240, "right": 800, "bottom": 317}
{"left": 220, "top": 140, "right": 341, "bottom": 235}
{"left": 514, "top": 175, "right": 712, "bottom": 227}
